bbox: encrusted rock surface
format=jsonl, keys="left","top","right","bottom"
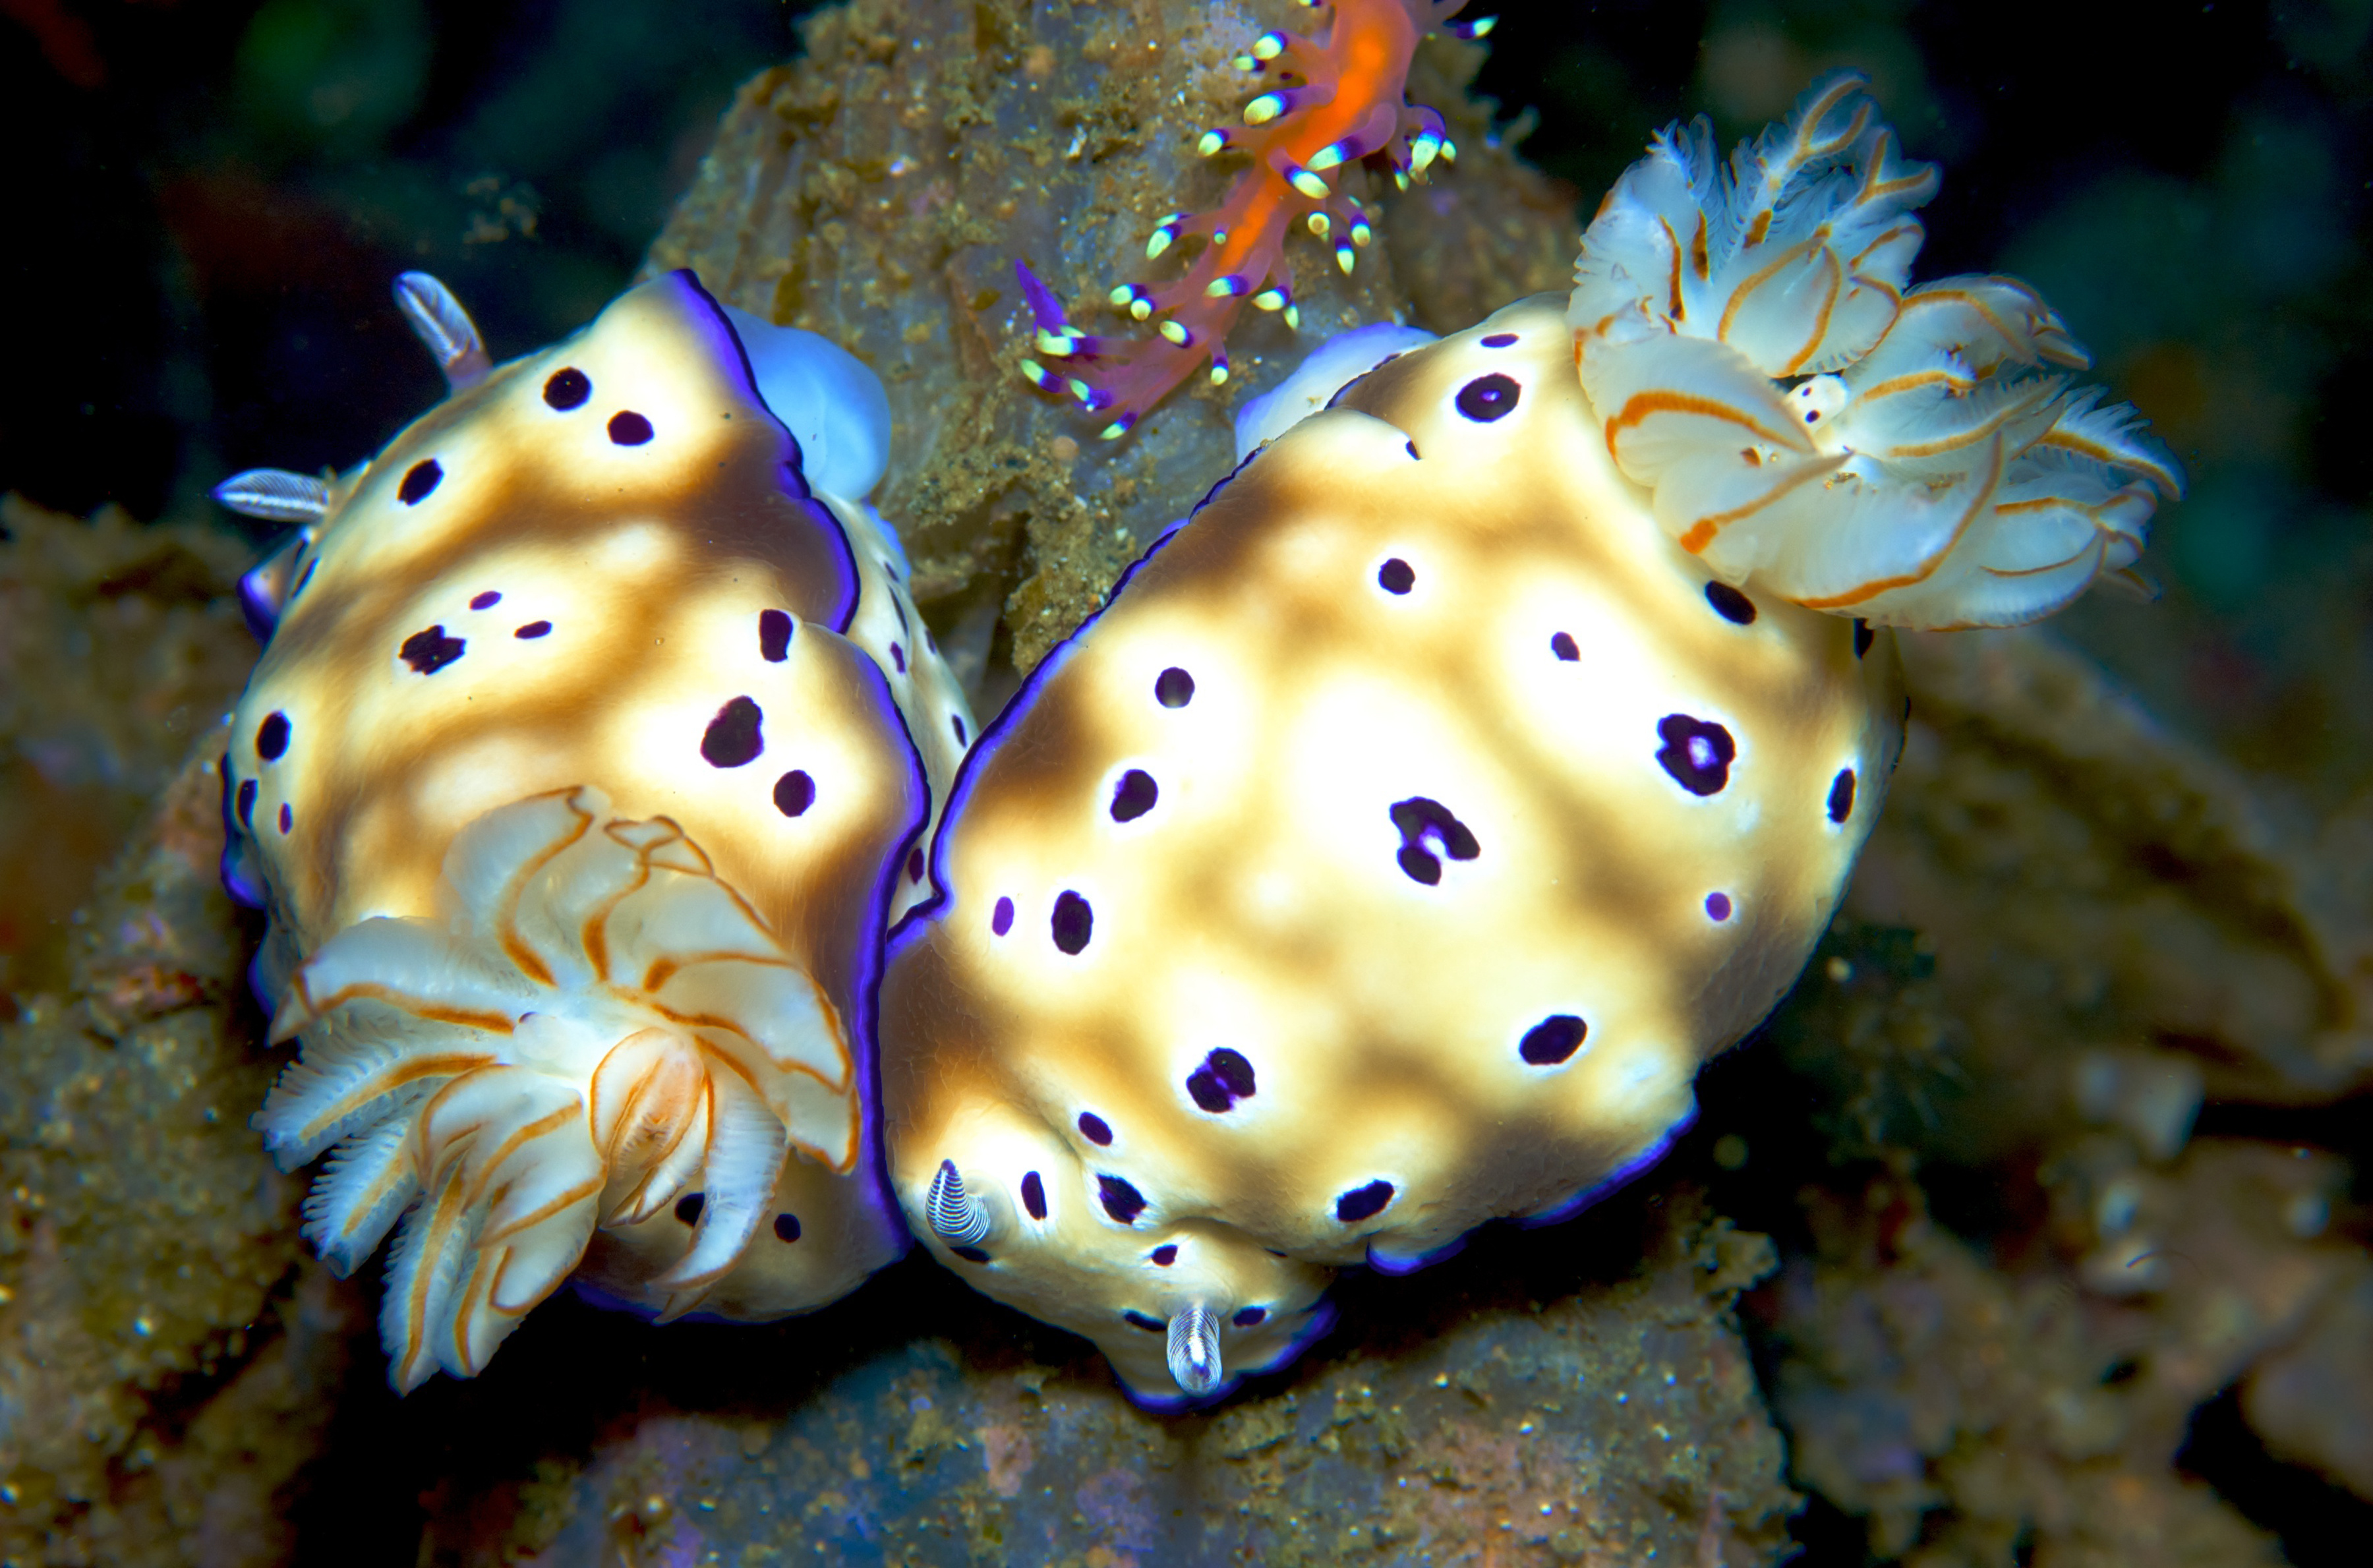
{"left": 0, "top": 496, "right": 357, "bottom": 1566}
{"left": 645, "top": 0, "right": 1575, "bottom": 671}
{"left": 0, "top": 498, "right": 256, "bottom": 997}
{"left": 1748, "top": 626, "right": 2373, "bottom": 1561}
{"left": 0, "top": 727, "right": 355, "bottom": 1567}
{"left": 399, "top": 1195, "right": 1794, "bottom": 1567}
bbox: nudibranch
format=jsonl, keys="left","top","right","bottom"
{"left": 881, "top": 291, "right": 1905, "bottom": 1405}
{"left": 213, "top": 270, "right": 971, "bottom": 1389}
{"left": 1569, "top": 73, "right": 2182, "bottom": 629}
{"left": 1018, "top": 0, "right": 1490, "bottom": 439}
{"left": 878, "top": 78, "right": 2183, "bottom": 1407}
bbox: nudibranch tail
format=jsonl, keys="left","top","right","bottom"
{"left": 1570, "top": 72, "right": 2182, "bottom": 629}
{"left": 1018, "top": 0, "right": 1473, "bottom": 437}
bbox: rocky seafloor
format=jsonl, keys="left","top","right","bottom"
{"left": 5, "top": 2, "right": 2371, "bottom": 1563}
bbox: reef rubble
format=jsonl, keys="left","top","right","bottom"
{"left": 0, "top": 498, "right": 355, "bottom": 1567}
{"left": 645, "top": 0, "right": 1574, "bottom": 672}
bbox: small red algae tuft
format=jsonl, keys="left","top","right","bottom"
{"left": 1020, "top": 0, "right": 1488, "bottom": 439}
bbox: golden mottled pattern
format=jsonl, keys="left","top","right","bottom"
{"left": 230, "top": 275, "right": 951, "bottom": 1378}
{"left": 231, "top": 276, "right": 920, "bottom": 1049}
{"left": 880, "top": 295, "right": 1904, "bottom": 1399}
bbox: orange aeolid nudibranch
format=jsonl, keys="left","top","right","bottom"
{"left": 1020, "top": 0, "right": 1489, "bottom": 438}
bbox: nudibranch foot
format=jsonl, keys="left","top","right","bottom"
{"left": 1016, "top": 0, "right": 1471, "bottom": 437}
{"left": 1570, "top": 72, "right": 2183, "bottom": 629}
{"left": 255, "top": 788, "right": 891, "bottom": 1388}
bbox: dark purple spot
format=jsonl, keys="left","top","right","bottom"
{"left": 701, "top": 697, "right": 765, "bottom": 767}
{"left": 469, "top": 590, "right": 500, "bottom": 610}
{"left": 1156, "top": 666, "right": 1195, "bottom": 707}
{"left": 1124, "top": 1310, "right": 1165, "bottom": 1331}
{"left": 1232, "top": 1306, "right": 1268, "bottom": 1327}
{"left": 1377, "top": 557, "right": 1415, "bottom": 595}
{"left": 759, "top": 609, "right": 793, "bottom": 662}
{"left": 515, "top": 621, "right": 552, "bottom": 639}
{"left": 608, "top": 411, "right": 654, "bottom": 446}
{"left": 1020, "top": 1171, "right": 1046, "bottom": 1219}
{"left": 1406, "top": 439, "right": 1421, "bottom": 460}
{"left": 1827, "top": 768, "right": 1857, "bottom": 824}
{"left": 235, "top": 778, "right": 257, "bottom": 828}
{"left": 1335, "top": 1180, "right": 1394, "bottom": 1223}
{"left": 1520, "top": 1014, "right": 1587, "bottom": 1066}
{"left": 1186, "top": 1068, "right": 1228, "bottom": 1113}
{"left": 1110, "top": 769, "right": 1157, "bottom": 823}
{"left": 907, "top": 846, "right": 925, "bottom": 883}
{"left": 991, "top": 896, "right": 1014, "bottom": 936}
{"left": 1455, "top": 372, "right": 1521, "bottom": 422}
{"left": 1853, "top": 619, "right": 1874, "bottom": 658}
{"left": 278, "top": 801, "right": 291, "bottom": 834}
{"left": 1390, "top": 796, "right": 1479, "bottom": 886}
{"left": 1479, "top": 332, "right": 1518, "bottom": 348}
{"left": 773, "top": 770, "right": 815, "bottom": 817}
{"left": 1550, "top": 631, "right": 1579, "bottom": 662}
{"left": 255, "top": 711, "right": 290, "bottom": 760}
{"left": 292, "top": 559, "right": 316, "bottom": 600}
{"left": 1078, "top": 1112, "right": 1112, "bottom": 1146}
{"left": 674, "top": 1192, "right": 704, "bottom": 1225}
{"left": 1655, "top": 715, "right": 1735, "bottom": 796}
{"left": 773, "top": 1213, "right": 802, "bottom": 1242}
{"left": 397, "top": 460, "right": 442, "bottom": 505}
{"left": 952, "top": 714, "right": 968, "bottom": 744}
{"left": 890, "top": 642, "right": 906, "bottom": 674}
{"left": 1705, "top": 891, "right": 1733, "bottom": 921}
{"left": 1099, "top": 1176, "right": 1148, "bottom": 1224}
{"left": 951, "top": 1245, "right": 990, "bottom": 1263}
{"left": 543, "top": 367, "right": 591, "bottom": 409}
{"left": 1208, "top": 1047, "right": 1254, "bottom": 1097}
{"left": 1051, "top": 890, "right": 1092, "bottom": 954}
{"left": 1188, "top": 1046, "right": 1258, "bottom": 1113}
{"left": 1705, "top": 582, "right": 1756, "bottom": 625}
{"left": 1150, "top": 1245, "right": 1177, "bottom": 1266}
{"left": 399, "top": 625, "right": 465, "bottom": 674}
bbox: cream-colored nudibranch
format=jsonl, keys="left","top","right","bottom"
{"left": 1568, "top": 73, "right": 2181, "bottom": 628}
{"left": 879, "top": 289, "right": 1906, "bottom": 1407}
{"left": 212, "top": 270, "right": 971, "bottom": 1389}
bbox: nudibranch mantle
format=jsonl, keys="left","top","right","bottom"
{"left": 220, "top": 270, "right": 970, "bottom": 1387}
{"left": 882, "top": 293, "right": 1903, "bottom": 1405}
{"left": 1569, "top": 73, "right": 2183, "bottom": 629}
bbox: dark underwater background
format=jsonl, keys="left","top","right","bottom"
{"left": 3, "top": 1, "right": 2370, "bottom": 1563}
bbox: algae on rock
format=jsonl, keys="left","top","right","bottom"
{"left": 645, "top": 0, "right": 1577, "bottom": 671}
{"left": 1744, "top": 627, "right": 2373, "bottom": 1561}
{"left": 0, "top": 735, "right": 354, "bottom": 1567}
{"left": 396, "top": 1193, "right": 1796, "bottom": 1567}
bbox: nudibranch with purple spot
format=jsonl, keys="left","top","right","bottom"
{"left": 214, "top": 270, "right": 970, "bottom": 1389}
{"left": 876, "top": 77, "right": 2182, "bottom": 1407}
{"left": 1569, "top": 73, "right": 2183, "bottom": 629}
{"left": 881, "top": 287, "right": 1902, "bottom": 1405}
